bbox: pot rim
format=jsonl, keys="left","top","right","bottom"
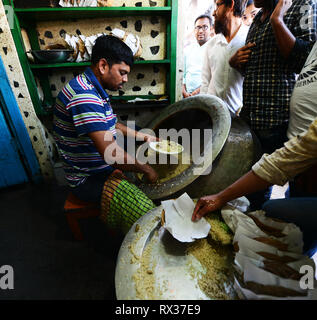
{"left": 137, "top": 94, "right": 231, "bottom": 200}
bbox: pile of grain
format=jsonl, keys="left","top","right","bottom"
{"left": 186, "top": 237, "right": 236, "bottom": 300}
{"left": 130, "top": 214, "right": 236, "bottom": 300}
{"left": 137, "top": 152, "right": 192, "bottom": 183}
{"left": 132, "top": 235, "right": 159, "bottom": 299}
{"left": 205, "top": 213, "right": 233, "bottom": 245}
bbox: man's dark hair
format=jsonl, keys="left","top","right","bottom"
{"left": 194, "top": 14, "right": 213, "bottom": 26}
{"left": 246, "top": 0, "right": 254, "bottom": 6}
{"left": 222, "top": 0, "right": 248, "bottom": 17}
{"left": 91, "top": 35, "right": 134, "bottom": 68}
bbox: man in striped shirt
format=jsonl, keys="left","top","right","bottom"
{"left": 53, "top": 35, "right": 158, "bottom": 227}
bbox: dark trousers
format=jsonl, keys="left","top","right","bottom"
{"left": 246, "top": 123, "right": 289, "bottom": 211}
{"left": 71, "top": 171, "right": 113, "bottom": 203}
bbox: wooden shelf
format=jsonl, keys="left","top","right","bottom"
{"left": 29, "top": 60, "right": 171, "bottom": 69}
{"left": 45, "top": 95, "right": 168, "bottom": 112}
{"left": 15, "top": 7, "right": 172, "bottom": 21}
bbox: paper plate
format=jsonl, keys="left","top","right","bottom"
{"left": 149, "top": 141, "right": 184, "bottom": 155}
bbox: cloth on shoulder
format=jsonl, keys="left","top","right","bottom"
{"left": 252, "top": 119, "right": 317, "bottom": 187}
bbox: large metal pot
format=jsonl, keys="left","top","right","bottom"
{"left": 135, "top": 95, "right": 260, "bottom": 200}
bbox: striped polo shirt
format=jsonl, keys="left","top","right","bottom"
{"left": 53, "top": 67, "right": 116, "bottom": 188}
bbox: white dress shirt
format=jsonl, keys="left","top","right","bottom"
{"left": 200, "top": 23, "right": 249, "bottom": 115}
{"left": 183, "top": 41, "right": 206, "bottom": 93}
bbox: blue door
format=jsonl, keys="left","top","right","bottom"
{"left": 0, "top": 99, "right": 28, "bottom": 188}
{"left": 0, "top": 55, "right": 41, "bottom": 189}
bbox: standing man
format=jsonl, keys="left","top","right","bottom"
{"left": 53, "top": 35, "right": 158, "bottom": 234}
{"left": 182, "top": 14, "right": 214, "bottom": 98}
{"left": 230, "top": 0, "right": 317, "bottom": 208}
{"left": 200, "top": 0, "right": 249, "bottom": 116}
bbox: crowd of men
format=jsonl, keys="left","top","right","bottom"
{"left": 186, "top": 0, "right": 317, "bottom": 254}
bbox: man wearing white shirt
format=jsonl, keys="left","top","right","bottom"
{"left": 287, "top": 40, "right": 317, "bottom": 198}
{"left": 182, "top": 15, "right": 214, "bottom": 98}
{"left": 200, "top": 0, "right": 249, "bottom": 115}
{"left": 288, "top": 41, "right": 317, "bottom": 139}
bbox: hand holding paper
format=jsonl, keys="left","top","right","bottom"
{"left": 161, "top": 193, "right": 211, "bottom": 243}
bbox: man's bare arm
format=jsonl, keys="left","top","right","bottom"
{"left": 192, "top": 171, "right": 271, "bottom": 221}
{"left": 88, "top": 130, "right": 158, "bottom": 183}
{"left": 115, "top": 122, "right": 158, "bottom": 143}
{"left": 270, "top": 0, "right": 295, "bottom": 59}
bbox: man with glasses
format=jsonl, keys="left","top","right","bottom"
{"left": 200, "top": 0, "right": 249, "bottom": 115}
{"left": 182, "top": 14, "right": 214, "bottom": 98}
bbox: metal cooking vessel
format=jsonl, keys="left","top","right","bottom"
{"left": 135, "top": 94, "right": 260, "bottom": 200}
{"left": 27, "top": 49, "right": 74, "bottom": 63}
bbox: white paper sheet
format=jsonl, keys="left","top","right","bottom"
{"left": 234, "top": 233, "right": 305, "bottom": 260}
{"left": 161, "top": 193, "right": 210, "bottom": 243}
{"left": 234, "top": 276, "right": 316, "bottom": 300}
{"left": 59, "top": 0, "right": 98, "bottom": 7}
{"left": 243, "top": 260, "right": 306, "bottom": 294}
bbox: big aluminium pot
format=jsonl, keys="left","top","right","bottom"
{"left": 135, "top": 95, "right": 260, "bottom": 200}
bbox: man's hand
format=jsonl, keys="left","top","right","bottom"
{"left": 229, "top": 42, "right": 256, "bottom": 73}
{"left": 182, "top": 84, "right": 192, "bottom": 98}
{"left": 191, "top": 87, "right": 200, "bottom": 96}
{"left": 270, "top": 0, "right": 292, "bottom": 22}
{"left": 191, "top": 194, "right": 225, "bottom": 221}
{"left": 143, "top": 134, "right": 160, "bottom": 143}
{"left": 143, "top": 165, "right": 158, "bottom": 184}
{"left": 183, "top": 91, "right": 192, "bottom": 98}
{"left": 137, "top": 132, "right": 160, "bottom": 143}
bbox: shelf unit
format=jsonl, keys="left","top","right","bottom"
{"left": 4, "top": 0, "right": 178, "bottom": 116}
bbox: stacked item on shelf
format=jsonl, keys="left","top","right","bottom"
{"left": 44, "top": 28, "right": 142, "bottom": 62}
{"left": 13, "top": 0, "right": 60, "bottom": 8}
{"left": 220, "top": 202, "right": 317, "bottom": 299}
{"left": 59, "top": 0, "right": 113, "bottom": 7}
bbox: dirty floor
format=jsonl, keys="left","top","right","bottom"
{"left": 0, "top": 181, "right": 124, "bottom": 300}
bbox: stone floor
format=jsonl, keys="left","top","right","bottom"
{"left": 0, "top": 181, "right": 124, "bottom": 300}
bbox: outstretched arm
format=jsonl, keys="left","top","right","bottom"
{"left": 192, "top": 118, "right": 317, "bottom": 221}
{"left": 192, "top": 171, "right": 271, "bottom": 221}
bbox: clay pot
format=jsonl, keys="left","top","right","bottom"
{"left": 135, "top": 94, "right": 260, "bottom": 200}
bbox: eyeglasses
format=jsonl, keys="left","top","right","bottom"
{"left": 195, "top": 25, "right": 210, "bottom": 31}
{"left": 215, "top": 1, "right": 225, "bottom": 11}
